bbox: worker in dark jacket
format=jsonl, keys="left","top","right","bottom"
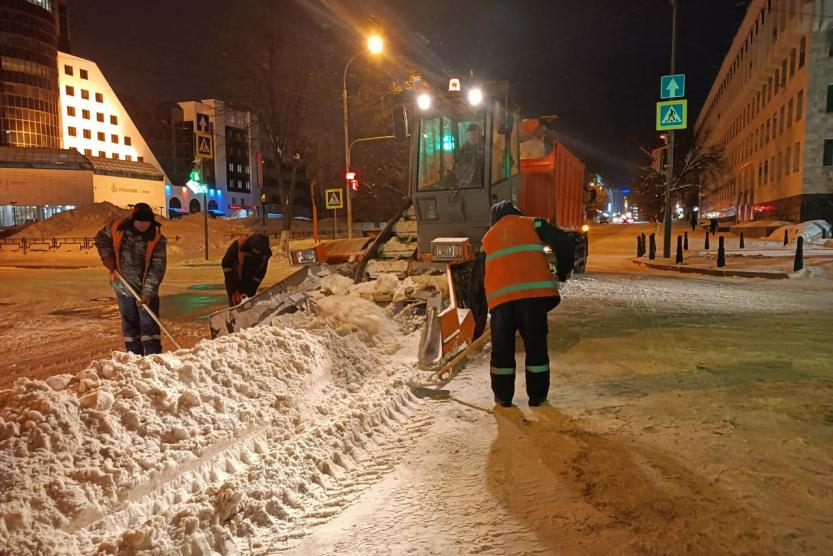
{"left": 482, "top": 201, "right": 574, "bottom": 408}
{"left": 222, "top": 233, "right": 272, "bottom": 306}
{"left": 95, "top": 202, "right": 167, "bottom": 355}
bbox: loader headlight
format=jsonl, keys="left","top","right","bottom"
{"left": 430, "top": 237, "right": 473, "bottom": 263}
{"left": 290, "top": 247, "right": 319, "bottom": 265}
{"left": 581, "top": 224, "right": 590, "bottom": 233}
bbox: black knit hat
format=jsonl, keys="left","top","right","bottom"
{"left": 132, "top": 203, "right": 155, "bottom": 222}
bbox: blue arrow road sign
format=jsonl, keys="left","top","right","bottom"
{"left": 196, "top": 113, "right": 211, "bottom": 133}
{"left": 660, "top": 74, "right": 685, "bottom": 99}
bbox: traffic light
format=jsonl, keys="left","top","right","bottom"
{"left": 346, "top": 171, "right": 358, "bottom": 192}
{"left": 189, "top": 169, "right": 200, "bottom": 182}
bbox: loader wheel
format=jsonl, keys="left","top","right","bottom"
{"left": 450, "top": 255, "right": 488, "bottom": 339}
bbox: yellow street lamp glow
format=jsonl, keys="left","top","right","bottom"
{"left": 367, "top": 35, "right": 384, "bottom": 55}
{"left": 467, "top": 87, "right": 483, "bottom": 106}
{"left": 417, "top": 93, "right": 432, "bottom": 111}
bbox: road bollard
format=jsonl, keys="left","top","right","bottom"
{"left": 676, "top": 235, "right": 684, "bottom": 264}
{"left": 717, "top": 236, "right": 726, "bottom": 267}
{"left": 641, "top": 233, "right": 647, "bottom": 255}
{"left": 740, "top": 231, "right": 745, "bottom": 249}
{"left": 636, "top": 235, "right": 643, "bottom": 257}
{"left": 705, "top": 232, "right": 710, "bottom": 250}
{"left": 649, "top": 233, "right": 656, "bottom": 260}
{"left": 684, "top": 231, "right": 689, "bottom": 250}
{"left": 784, "top": 229, "right": 789, "bottom": 246}
{"left": 794, "top": 236, "right": 804, "bottom": 271}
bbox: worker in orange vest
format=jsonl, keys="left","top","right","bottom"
{"left": 482, "top": 201, "right": 574, "bottom": 407}
{"left": 95, "top": 202, "right": 167, "bottom": 355}
{"left": 221, "top": 233, "right": 272, "bottom": 306}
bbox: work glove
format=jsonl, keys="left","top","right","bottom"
{"left": 102, "top": 254, "right": 116, "bottom": 272}
{"left": 140, "top": 292, "right": 154, "bottom": 307}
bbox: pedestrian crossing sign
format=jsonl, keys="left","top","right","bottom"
{"left": 656, "top": 99, "right": 687, "bottom": 131}
{"left": 325, "top": 188, "right": 343, "bottom": 210}
{"left": 195, "top": 132, "right": 213, "bottom": 159}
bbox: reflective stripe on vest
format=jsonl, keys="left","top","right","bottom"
{"left": 482, "top": 215, "right": 557, "bottom": 310}
{"left": 112, "top": 218, "right": 161, "bottom": 285}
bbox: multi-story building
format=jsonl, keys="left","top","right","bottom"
{"left": 0, "top": 0, "right": 65, "bottom": 148}
{"left": 695, "top": 0, "right": 833, "bottom": 223}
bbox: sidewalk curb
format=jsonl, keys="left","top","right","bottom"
{"left": 632, "top": 259, "right": 790, "bottom": 279}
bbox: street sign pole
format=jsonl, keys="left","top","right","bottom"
{"left": 663, "top": 0, "right": 678, "bottom": 259}
{"left": 333, "top": 209, "right": 337, "bottom": 238}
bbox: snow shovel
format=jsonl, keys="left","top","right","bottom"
{"left": 114, "top": 271, "right": 183, "bottom": 350}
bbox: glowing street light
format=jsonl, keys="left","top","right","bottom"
{"left": 367, "top": 34, "right": 384, "bottom": 55}
{"left": 467, "top": 87, "right": 483, "bottom": 106}
{"left": 417, "top": 93, "right": 432, "bottom": 111}
{"left": 342, "top": 32, "right": 385, "bottom": 238}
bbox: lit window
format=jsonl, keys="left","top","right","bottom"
{"left": 65, "top": 85, "right": 74, "bottom": 96}
{"left": 125, "top": 154, "right": 132, "bottom": 161}
{"left": 112, "top": 153, "right": 119, "bottom": 160}
{"left": 68, "top": 126, "right": 77, "bottom": 136}
{"left": 84, "top": 149, "right": 92, "bottom": 156}
{"left": 98, "top": 151, "right": 106, "bottom": 157}
{"left": 64, "top": 64, "right": 73, "bottom": 76}
{"left": 81, "top": 89, "right": 89, "bottom": 100}
{"left": 97, "top": 132, "right": 105, "bottom": 141}
{"left": 111, "top": 134, "right": 118, "bottom": 143}
{"left": 83, "top": 129, "right": 91, "bottom": 139}
{"left": 124, "top": 136, "right": 131, "bottom": 146}
{"left": 82, "top": 109, "right": 90, "bottom": 119}
{"left": 110, "top": 115, "right": 118, "bottom": 125}
{"left": 80, "top": 69, "right": 88, "bottom": 80}
{"left": 96, "top": 113, "right": 104, "bottom": 122}
{"left": 95, "top": 92, "right": 103, "bottom": 103}
{"left": 66, "top": 106, "right": 75, "bottom": 116}
{"left": 137, "top": 156, "right": 144, "bottom": 163}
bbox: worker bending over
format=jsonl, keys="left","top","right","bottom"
{"left": 482, "top": 201, "right": 574, "bottom": 407}
{"left": 222, "top": 233, "right": 272, "bottom": 306}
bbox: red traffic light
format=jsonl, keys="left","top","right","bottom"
{"left": 345, "top": 171, "right": 356, "bottom": 181}
{"left": 349, "top": 179, "right": 359, "bottom": 192}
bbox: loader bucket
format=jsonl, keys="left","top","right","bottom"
{"left": 418, "top": 306, "right": 442, "bottom": 365}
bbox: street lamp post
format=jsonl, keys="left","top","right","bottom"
{"left": 342, "top": 34, "right": 383, "bottom": 239}
{"left": 663, "top": 0, "right": 679, "bottom": 259}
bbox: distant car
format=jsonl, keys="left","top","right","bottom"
{"left": 597, "top": 214, "right": 610, "bottom": 224}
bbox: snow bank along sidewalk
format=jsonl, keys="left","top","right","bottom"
{"left": 0, "top": 296, "right": 426, "bottom": 554}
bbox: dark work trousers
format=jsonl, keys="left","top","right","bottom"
{"left": 115, "top": 289, "right": 162, "bottom": 355}
{"left": 489, "top": 297, "right": 557, "bottom": 403}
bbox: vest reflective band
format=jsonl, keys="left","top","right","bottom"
{"left": 482, "top": 215, "right": 558, "bottom": 310}
{"left": 112, "top": 218, "right": 161, "bottom": 285}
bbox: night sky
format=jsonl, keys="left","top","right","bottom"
{"left": 67, "top": 0, "right": 746, "bottom": 187}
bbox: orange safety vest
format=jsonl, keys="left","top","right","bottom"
{"left": 111, "top": 218, "right": 161, "bottom": 284}
{"left": 482, "top": 215, "right": 558, "bottom": 310}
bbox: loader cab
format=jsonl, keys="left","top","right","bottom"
{"left": 410, "top": 83, "right": 521, "bottom": 255}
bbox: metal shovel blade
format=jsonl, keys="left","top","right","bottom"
{"left": 418, "top": 306, "right": 442, "bottom": 366}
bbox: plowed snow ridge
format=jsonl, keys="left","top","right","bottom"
{"left": 0, "top": 304, "right": 428, "bottom": 554}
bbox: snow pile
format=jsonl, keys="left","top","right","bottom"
{"left": 0, "top": 308, "right": 419, "bottom": 554}
{"left": 7, "top": 202, "right": 254, "bottom": 262}
{"left": 314, "top": 295, "right": 400, "bottom": 351}
{"left": 767, "top": 220, "right": 831, "bottom": 243}
{"left": 12, "top": 202, "right": 127, "bottom": 238}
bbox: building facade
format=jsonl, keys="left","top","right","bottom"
{"left": 695, "top": 0, "right": 833, "bottom": 223}
{"left": 0, "top": 0, "right": 63, "bottom": 148}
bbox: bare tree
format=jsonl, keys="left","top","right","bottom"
{"left": 632, "top": 132, "right": 726, "bottom": 222}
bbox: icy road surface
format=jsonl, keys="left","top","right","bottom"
{"left": 287, "top": 225, "right": 833, "bottom": 555}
